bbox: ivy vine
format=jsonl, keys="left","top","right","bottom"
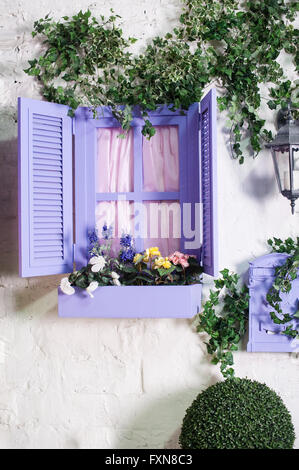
{"left": 25, "top": 1, "right": 298, "bottom": 162}
{"left": 198, "top": 237, "right": 299, "bottom": 379}
{"left": 267, "top": 236, "right": 299, "bottom": 338}
{"left": 197, "top": 269, "right": 249, "bottom": 379}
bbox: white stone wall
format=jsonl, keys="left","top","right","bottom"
{"left": 0, "top": 0, "right": 298, "bottom": 449}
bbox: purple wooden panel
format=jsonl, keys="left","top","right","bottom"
{"left": 18, "top": 97, "right": 73, "bottom": 277}
{"left": 58, "top": 284, "right": 202, "bottom": 318}
{"left": 74, "top": 104, "right": 193, "bottom": 121}
{"left": 200, "top": 89, "right": 218, "bottom": 277}
{"left": 181, "top": 103, "right": 201, "bottom": 257}
{"left": 247, "top": 253, "right": 299, "bottom": 353}
{"left": 74, "top": 107, "right": 94, "bottom": 269}
{"left": 133, "top": 125, "right": 143, "bottom": 252}
{"left": 96, "top": 192, "right": 180, "bottom": 201}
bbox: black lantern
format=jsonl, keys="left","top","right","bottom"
{"left": 266, "top": 103, "right": 299, "bottom": 214}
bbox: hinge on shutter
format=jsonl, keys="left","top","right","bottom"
{"left": 72, "top": 117, "right": 75, "bottom": 135}
{"left": 198, "top": 113, "right": 201, "bottom": 130}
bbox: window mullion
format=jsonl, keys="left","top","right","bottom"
{"left": 96, "top": 192, "right": 136, "bottom": 201}
{"left": 179, "top": 121, "right": 187, "bottom": 252}
{"left": 133, "top": 126, "right": 144, "bottom": 252}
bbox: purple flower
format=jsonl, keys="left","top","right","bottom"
{"left": 120, "top": 233, "right": 132, "bottom": 248}
{"left": 102, "top": 224, "right": 113, "bottom": 240}
{"left": 119, "top": 246, "right": 136, "bottom": 263}
{"left": 88, "top": 229, "right": 99, "bottom": 245}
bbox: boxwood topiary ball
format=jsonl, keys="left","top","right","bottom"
{"left": 179, "top": 378, "right": 295, "bottom": 449}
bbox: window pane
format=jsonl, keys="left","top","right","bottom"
{"left": 143, "top": 201, "right": 181, "bottom": 256}
{"left": 95, "top": 201, "right": 134, "bottom": 253}
{"left": 95, "top": 200, "right": 181, "bottom": 256}
{"left": 97, "top": 128, "right": 134, "bottom": 192}
{"left": 275, "top": 149, "right": 290, "bottom": 191}
{"left": 142, "top": 126, "right": 179, "bottom": 191}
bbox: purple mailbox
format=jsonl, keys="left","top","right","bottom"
{"left": 247, "top": 253, "right": 299, "bottom": 352}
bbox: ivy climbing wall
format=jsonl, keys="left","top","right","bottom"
{"left": 0, "top": 0, "right": 298, "bottom": 449}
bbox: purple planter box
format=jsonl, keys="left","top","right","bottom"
{"left": 247, "top": 253, "right": 299, "bottom": 353}
{"left": 58, "top": 284, "right": 202, "bottom": 318}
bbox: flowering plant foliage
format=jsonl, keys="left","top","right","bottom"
{"left": 60, "top": 226, "right": 202, "bottom": 297}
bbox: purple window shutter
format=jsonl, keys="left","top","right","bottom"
{"left": 18, "top": 97, "right": 73, "bottom": 277}
{"left": 200, "top": 89, "right": 218, "bottom": 277}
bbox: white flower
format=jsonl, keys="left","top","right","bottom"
{"left": 60, "top": 277, "right": 75, "bottom": 296}
{"left": 86, "top": 281, "right": 98, "bottom": 298}
{"left": 291, "top": 336, "right": 299, "bottom": 351}
{"left": 113, "top": 278, "right": 121, "bottom": 286}
{"left": 89, "top": 255, "right": 106, "bottom": 272}
{"left": 111, "top": 271, "right": 120, "bottom": 280}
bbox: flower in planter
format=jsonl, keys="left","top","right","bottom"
{"left": 89, "top": 255, "right": 106, "bottom": 272}
{"left": 133, "top": 253, "right": 143, "bottom": 265}
{"left": 88, "top": 229, "right": 99, "bottom": 245}
{"left": 119, "top": 233, "right": 136, "bottom": 263}
{"left": 120, "top": 246, "right": 135, "bottom": 263}
{"left": 169, "top": 251, "right": 191, "bottom": 268}
{"left": 88, "top": 225, "right": 114, "bottom": 257}
{"left": 120, "top": 233, "right": 133, "bottom": 248}
{"left": 153, "top": 257, "right": 172, "bottom": 269}
{"left": 60, "top": 229, "right": 202, "bottom": 295}
{"left": 60, "top": 277, "right": 75, "bottom": 295}
{"left": 86, "top": 281, "right": 98, "bottom": 298}
{"left": 102, "top": 224, "right": 113, "bottom": 240}
{"left": 143, "top": 247, "right": 161, "bottom": 262}
{"left": 111, "top": 271, "right": 121, "bottom": 286}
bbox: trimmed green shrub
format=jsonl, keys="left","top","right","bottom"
{"left": 179, "top": 378, "right": 295, "bottom": 449}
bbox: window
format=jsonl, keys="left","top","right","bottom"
{"left": 18, "top": 90, "right": 218, "bottom": 278}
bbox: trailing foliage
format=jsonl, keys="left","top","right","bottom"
{"left": 25, "top": 1, "right": 298, "bottom": 161}
{"left": 179, "top": 378, "right": 295, "bottom": 449}
{"left": 198, "top": 237, "right": 299, "bottom": 379}
{"left": 197, "top": 269, "right": 249, "bottom": 378}
{"left": 267, "top": 236, "right": 299, "bottom": 338}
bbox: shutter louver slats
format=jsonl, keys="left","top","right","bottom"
{"left": 200, "top": 89, "right": 218, "bottom": 277}
{"left": 202, "top": 110, "right": 211, "bottom": 267}
{"left": 18, "top": 98, "right": 73, "bottom": 277}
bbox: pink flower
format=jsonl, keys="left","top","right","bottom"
{"left": 169, "top": 251, "right": 190, "bottom": 268}
{"left": 169, "top": 254, "right": 180, "bottom": 265}
{"left": 180, "top": 258, "right": 189, "bottom": 268}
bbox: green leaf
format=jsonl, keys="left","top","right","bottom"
{"left": 157, "top": 265, "right": 176, "bottom": 277}
{"left": 293, "top": 310, "right": 299, "bottom": 319}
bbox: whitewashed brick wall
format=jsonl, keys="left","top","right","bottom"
{"left": 0, "top": 0, "right": 298, "bottom": 449}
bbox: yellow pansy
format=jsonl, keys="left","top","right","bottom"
{"left": 143, "top": 247, "right": 161, "bottom": 262}
{"left": 162, "top": 259, "right": 172, "bottom": 269}
{"left": 143, "top": 250, "right": 150, "bottom": 262}
{"left": 153, "top": 257, "right": 164, "bottom": 268}
{"left": 133, "top": 253, "right": 143, "bottom": 264}
{"left": 153, "top": 256, "right": 172, "bottom": 270}
{"left": 149, "top": 247, "right": 160, "bottom": 256}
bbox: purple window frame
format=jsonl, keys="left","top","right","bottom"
{"left": 18, "top": 91, "right": 217, "bottom": 279}
{"left": 74, "top": 103, "right": 200, "bottom": 268}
